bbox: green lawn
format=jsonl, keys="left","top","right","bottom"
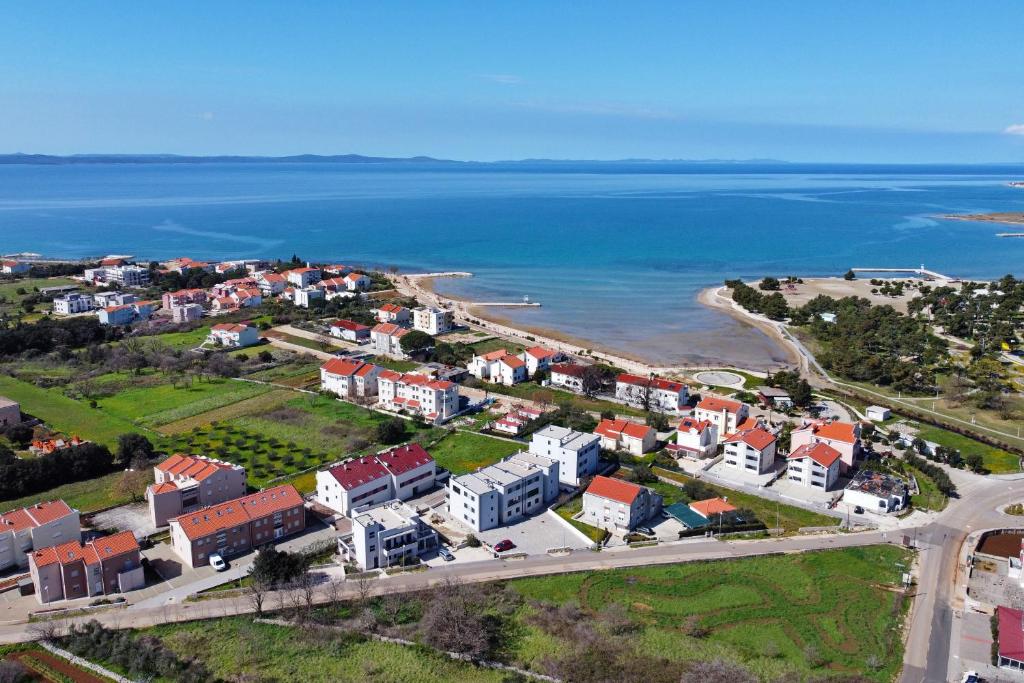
{"left": 906, "top": 465, "right": 948, "bottom": 511}
{"left": 132, "top": 618, "right": 508, "bottom": 683}
{"left": 97, "top": 377, "right": 271, "bottom": 427}
{"left": 0, "top": 374, "right": 142, "bottom": 446}
{"left": 913, "top": 423, "right": 1020, "bottom": 474}
{"left": 152, "top": 325, "right": 213, "bottom": 351}
{"left": 0, "top": 276, "right": 79, "bottom": 316}
{"left": 427, "top": 430, "right": 521, "bottom": 474}
{"left": 372, "top": 357, "right": 421, "bottom": 372}
{"left": 508, "top": 546, "right": 912, "bottom": 682}
{"left": 0, "top": 470, "right": 133, "bottom": 513}
{"left": 468, "top": 338, "right": 527, "bottom": 356}
{"left": 554, "top": 496, "right": 607, "bottom": 543}
{"left": 652, "top": 467, "right": 837, "bottom": 533}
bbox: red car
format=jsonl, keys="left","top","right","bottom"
{"left": 493, "top": 539, "right": 515, "bottom": 553}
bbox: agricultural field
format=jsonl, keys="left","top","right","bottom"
{"left": 156, "top": 389, "right": 295, "bottom": 435}
{"left": 142, "top": 618, "right": 508, "bottom": 683}
{"left": 426, "top": 430, "right": 521, "bottom": 474}
{"left": 97, "top": 376, "right": 271, "bottom": 428}
{"left": 0, "top": 470, "right": 130, "bottom": 514}
{"left": 508, "top": 545, "right": 912, "bottom": 681}
{"left": 651, "top": 467, "right": 837, "bottom": 533}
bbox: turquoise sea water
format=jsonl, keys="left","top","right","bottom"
{"left": 0, "top": 162, "right": 1022, "bottom": 367}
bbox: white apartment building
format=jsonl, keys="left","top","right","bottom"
{"left": 377, "top": 371, "right": 458, "bottom": 422}
{"left": 293, "top": 286, "right": 324, "bottom": 308}
{"left": 171, "top": 303, "right": 204, "bottom": 323}
{"left": 582, "top": 475, "right": 663, "bottom": 533}
{"left": 316, "top": 444, "right": 436, "bottom": 516}
{"left": 412, "top": 307, "right": 453, "bottom": 336}
{"left": 0, "top": 501, "right": 81, "bottom": 571}
{"left": 93, "top": 291, "right": 137, "bottom": 308}
{"left": 615, "top": 374, "right": 689, "bottom": 413}
{"left": 102, "top": 264, "right": 150, "bottom": 287}
{"left": 208, "top": 323, "right": 260, "bottom": 348}
{"left": 549, "top": 363, "right": 586, "bottom": 392}
{"left": 722, "top": 426, "right": 777, "bottom": 475}
{"left": 320, "top": 358, "right": 381, "bottom": 399}
{"left": 52, "top": 293, "right": 95, "bottom": 315}
{"left": 786, "top": 442, "right": 841, "bottom": 491}
{"left": 447, "top": 453, "right": 559, "bottom": 532}
{"left": 371, "top": 323, "right": 409, "bottom": 358}
{"left": 529, "top": 425, "right": 600, "bottom": 486}
{"left": 284, "top": 267, "right": 321, "bottom": 288}
{"left": 672, "top": 417, "right": 718, "bottom": 458}
{"left": 339, "top": 501, "right": 438, "bottom": 571}
{"left": 467, "top": 350, "right": 527, "bottom": 385}
{"left": 693, "top": 396, "right": 750, "bottom": 442}
{"left": 518, "top": 347, "right": 559, "bottom": 377}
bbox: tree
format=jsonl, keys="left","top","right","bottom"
{"left": 758, "top": 277, "right": 781, "bottom": 291}
{"left": 116, "top": 433, "right": 154, "bottom": 469}
{"left": 376, "top": 417, "right": 408, "bottom": 444}
{"left": 258, "top": 350, "right": 274, "bottom": 363}
{"left": 964, "top": 452, "right": 984, "bottom": 473}
{"left": 843, "top": 269, "right": 856, "bottom": 280}
{"left": 111, "top": 469, "right": 151, "bottom": 503}
{"left": 2, "top": 423, "right": 32, "bottom": 448}
{"left": 399, "top": 330, "right": 435, "bottom": 354}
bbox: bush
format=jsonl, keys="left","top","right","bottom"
{"left": 376, "top": 417, "right": 408, "bottom": 445}
{"left": 63, "top": 620, "right": 211, "bottom": 682}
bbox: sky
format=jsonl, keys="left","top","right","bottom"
{"left": 2, "top": 2, "right": 1023, "bottom": 162}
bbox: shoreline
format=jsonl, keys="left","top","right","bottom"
{"left": 696, "top": 284, "right": 803, "bottom": 369}
{"left": 939, "top": 212, "right": 1024, "bottom": 227}
{"left": 398, "top": 272, "right": 789, "bottom": 377}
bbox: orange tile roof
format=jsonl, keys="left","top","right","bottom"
{"left": 697, "top": 396, "right": 744, "bottom": 414}
{"left": 321, "top": 358, "right": 365, "bottom": 377}
{"left": 211, "top": 323, "right": 250, "bottom": 332}
{"left": 595, "top": 418, "right": 652, "bottom": 441}
{"left": 500, "top": 355, "right": 526, "bottom": 369}
{"left": 156, "top": 454, "right": 239, "bottom": 482}
{"left": 788, "top": 442, "right": 841, "bottom": 468}
{"left": 724, "top": 427, "right": 776, "bottom": 451}
{"left": 90, "top": 530, "right": 139, "bottom": 559}
{"left": 372, "top": 322, "right": 407, "bottom": 336}
{"left": 586, "top": 475, "right": 641, "bottom": 505}
{"left": 525, "top": 346, "right": 557, "bottom": 359}
{"left": 809, "top": 420, "right": 858, "bottom": 444}
{"left": 677, "top": 417, "right": 712, "bottom": 434}
{"left": 149, "top": 481, "right": 179, "bottom": 495}
{"left": 0, "top": 501, "right": 74, "bottom": 533}
{"left": 171, "top": 484, "right": 303, "bottom": 540}
{"left": 617, "top": 373, "right": 686, "bottom": 393}
{"left": 479, "top": 349, "right": 508, "bottom": 361}
{"left": 690, "top": 497, "right": 737, "bottom": 518}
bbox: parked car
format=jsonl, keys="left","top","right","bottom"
{"left": 493, "top": 539, "right": 515, "bottom": 553}
{"left": 961, "top": 672, "right": 979, "bottom": 683}
{"left": 438, "top": 547, "right": 455, "bottom": 562}
{"left": 854, "top": 506, "right": 865, "bottom": 515}
{"left": 209, "top": 553, "right": 228, "bottom": 571}
{"left": 635, "top": 527, "right": 656, "bottom": 537}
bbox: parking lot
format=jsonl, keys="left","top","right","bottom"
{"left": 475, "top": 510, "right": 591, "bottom": 556}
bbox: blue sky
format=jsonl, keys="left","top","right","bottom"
{"left": 2, "top": 2, "right": 1023, "bottom": 162}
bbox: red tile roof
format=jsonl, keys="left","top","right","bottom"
{"left": 372, "top": 322, "right": 408, "bottom": 337}
{"left": 378, "top": 303, "right": 407, "bottom": 314}
{"left": 156, "top": 454, "right": 239, "bottom": 482}
{"left": 595, "top": 419, "right": 653, "bottom": 441}
{"left": 617, "top": 373, "right": 685, "bottom": 393}
{"left": 171, "top": 485, "right": 303, "bottom": 540}
{"left": 697, "top": 396, "right": 744, "bottom": 414}
{"left": 376, "top": 444, "right": 434, "bottom": 476}
{"left": 211, "top": 323, "right": 250, "bottom": 333}
{"left": 586, "top": 475, "right": 641, "bottom": 505}
{"left": 149, "top": 481, "right": 179, "bottom": 495}
{"left": 327, "top": 458, "right": 391, "bottom": 490}
{"left": 500, "top": 355, "right": 526, "bottom": 369}
{"left": 999, "top": 606, "right": 1024, "bottom": 662}
{"left": 31, "top": 531, "right": 138, "bottom": 568}
{"left": 478, "top": 349, "right": 509, "bottom": 361}
{"left": 524, "top": 346, "right": 557, "bottom": 359}
{"left": 724, "top": 427, "right": 776, "bottom": 451}
{"left": 330, "top": 319, "right": 369, "bottom": 332}
{"left": 551, "top": 363, "right": 586, "bottom": 378}
{"left": 90, "top": 530, "right": 140, "bottom": 559}
{"left": 321, "top": 358, "right": 366, "bottom": 377}
{"left": 677, "top": 417, "right": 712, "bottom": 434}
{"left": 690, "top": 497, "right": 737, "bottom": 518}
{"left": 788, "top": 442, "right": 841, "bottom": 468}
{"left": 0, "top": 501, "right": 74, "bottom": 533}
{"left": 807, "top": 420, "right": 858, "bottom": 444}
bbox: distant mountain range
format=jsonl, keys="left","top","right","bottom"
{"left": 0, "top": 153, "right": 793, "bottom": 166}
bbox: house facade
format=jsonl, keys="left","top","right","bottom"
{"left": 339, "top": 501, "right": 438, "bottom": 571}
{"left": 171, "top": 303, "right": 204, "bottom": 323}
{"left": 283, "top": 267, "right": 321, "bottom": 288}
{"left": 28, "top": 531, "right": 143, "bottom": 604}
{"left": 518, "top": 347, "right": 559, "bottom": 377}
{"left": 723, "top": 427, "right": 777, "bottom": 475}
{"left": 168, "top": 485, "right": 306, "bottom": 568}
{"left": 582, "top": 475, "right": 662, "bottom": 533}
{"left": 786, "top": 442, "right": 841, "bottom": 491}
{"left": 370, "top": 323, "right": 409, "bottom": 358}
{"left": 53, "top": 293, "right": 95, "bottom": 315}
{"left": 615, "top": 374, "right": 689, "bottom": 412}
{"left": 0, "top": 260, "right": 30, "bottom": 274}
{"left": 0, "top": 501, "right": 81, "bottom": 572}
{"left": 315, "top": 444, "right": 437, "bottom": 516}
{"left": 374, "top": 303, "right": 411, "bottom": 324}
{"left": 529, "top": 425, "right": 601, "bottom": 486}
{"left": 320, "top": 358, "right": 381, "bottom": 399}
{"left": 446, "top": 453, "right": 559, "bottom": 532}
{"left": 208, "top": 323, "right": 260, "bottom": 348}
{"left": 594, "top": 419, "right": 656, "bottom": 455}
{"left": 377, "top": 371, "right": 458, "bottom": 421}
{"left": 789, "top": 420, "right": 862, "bottom": 472}
{"left": 146, "top": 454, "right": 248, "bottom": 527}
{"left": 549, "top": 363, "right": 586, "bottom": 392}
{"left": 329, "top": 319, "right": 371, "bottom": 342}
{"left": 671, "top": 417, "right": 718, "bottom": 458}
{"left": 161, "top": 289, "right": 207, "bottom": 309}
{"left": 412, "top": 307, "right": 453, "bottom": 335}
{"left": 693, "top": 396, "right": 750, "bottom": 442}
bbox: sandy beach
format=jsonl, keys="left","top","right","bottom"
{"left": 941, "top": 211, "right": 1024, "bottom": 226}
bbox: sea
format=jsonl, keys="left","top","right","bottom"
{"left": 1, "top": 161, "right": 1022, "bottom": 369}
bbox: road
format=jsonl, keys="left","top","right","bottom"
{"left": 0, "top": 528, "right": 893, "bottom": 644}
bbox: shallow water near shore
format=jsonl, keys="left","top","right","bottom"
{"left": 1, "top": 161, "right": 1022, "bottom": 367}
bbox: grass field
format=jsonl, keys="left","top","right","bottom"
{"left": 0, "top": 276, "right": 78, "bottom": 316}
{"left": 468, "top": 338, "right": 527, "bottom": 356}
{"left": 0, "top": 374, "right": 142, "bottom": 446}
{"left": 427, "top": 430, "right": 521, "bottom": 474}
{"left": 147, "top": 618, "right": 506, "bottom": 682}
{"left": 98, "top": 377, "right": 271, "bottom": 427}
{"left": 151, "top": 325, "right": 213, "bottom": 350}
{"left": 554, "top": 496, "right": 607, "bottom": 543}
{"left": 912, "top": 423, "right": 1020, "bottom": 474}
{"left": 652, "top": 467, "right": 837, "bottom": 533}
{"left": 508, "top": 545, "right": 912, "bottom": 681}
{"left": 906, "top": 464, "right": 948, "bottom": 511}
{"left": 156, "top": 389, "right": 295, "bottom": 434}
{"left": 0, "top": 470, "right": 130, "bottom": 513}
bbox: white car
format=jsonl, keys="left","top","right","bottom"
{"left": 209, "top": 552, "right": 227, "bottom": 571}
{"left": 961, "top": 672, "right": 979, "bottom": 683}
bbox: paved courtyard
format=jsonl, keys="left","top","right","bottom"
{"left": 475, "top": 510, "right": 591, "bottom": 555}
{"left": 90, "top": 502, "right": 159, "bottom": 540}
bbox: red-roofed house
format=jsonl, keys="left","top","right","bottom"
{"left": 161, "top": 288, "right": 207, "bottom": 309}
{"left": 371, "top": 322, "right": 410, "bottom": 358}
{"left": 998, "top": 605, "right": 1024, "bottom": 670}
{"left": 377, "top": 371, "right": 458, "bottom": 422}
{"left": 787, "top": 442, "right": 841, "bottom": 490}
{"left": 693, "top": 396, "right": 750, "bottom": 442}
{"left": 343, "top": 272, "right": 371, "bottom": 291}
{"left": 0, "top": 260, "right": 30, "bottom": 275}
{"left": 582, "top": 475, "right": 663, "bottom": 533}
{"left": 168, "top": 485, "right": 306, "bottom": 567}
{"left": 518, "top": 346, "right": 561, "bottom": 378}
{"left": 723, "top": 426, "right": 778, "bottom": 475}
{"left": 28, "top": 531, "right": 143, "bottom": 603}
{"left": 316, "top": 445, "right": 437, "bottom": 515}
{"left": 374, "top": 303, "right": 411, "bottom": 324}
{"left": 550, "top": 363, "right": 587, "bottom": 392}
{"left": 689, "top": 497, "right": 737, "bottom": 519}
{"left": 492, "top": 407, "right": 544, "bottom": 436}
{"left": 0, "top": 501, "right": 81, "bottom": 571}
{"left": 789, "top": 419, "right": 862, "bottom": 472}
{"left": 615, "top": 374, "right": 689, "bottom": 413}
{"left": 670, "top": 417, "right": 718, "bottom": 458}
{"left": 147, "top": 454, "right": 248, "bottom": 527}
{"left": 283, "top": 267, "right": 322, "bottom": 288}
{"left": 320, "top": 358, "right": 381, "bottom": 399}
{"left": 255, "top": 271, "right": 287, "bottom": 296}
{"left": 594, "top": 419, "right": 656, "bottom": 455}
{"left": 467, "top": 349, "right": 528, "bottom": 385}
{"left": 208, "top": 322, "right": 259, "bottom": 348}
{"left": 329, "top": 319, "right": 371, "bottom": 342}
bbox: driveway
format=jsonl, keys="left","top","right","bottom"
{"left": 89, "top": 503, "right": 158, "bottom": 540}
{"left": 475, "top": 510, "right": 591, "bottom": 555}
